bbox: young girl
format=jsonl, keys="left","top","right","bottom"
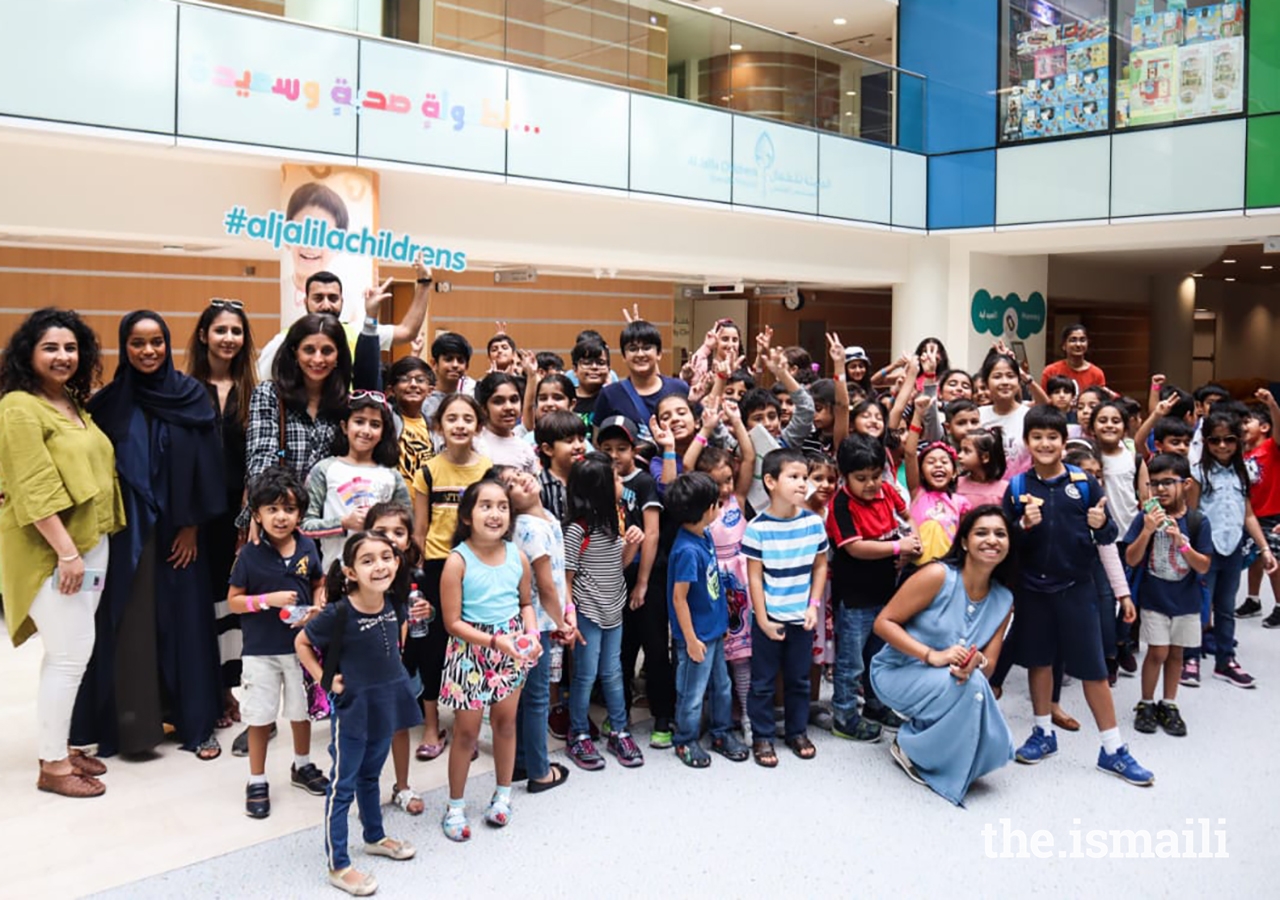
{"left": 411, "top": 394, "right": 493, "bottom": 761}
{"left": 523, "top": 372, "right": 576, "bottom": 430}
{"left": 1075, "top": 385, "right": 1110, "bottom": 441}
{"left": 475, "top": 372, "right": 538, "bottom": 473}
{"left": 363, "top": 503, "right": 430, "bottom": 818}
{"left": 1090, "top": 400, "right": 1148, "bottom": 539}
{"left": 805, "top": 454, "right": 839, "bottom": 729}
{"left": 303, "top": 393, "right": 412, "bottom": 565}
{"left": 971, "top": 372, "right": 991, "bottom": 407}
{"left": 693, "top": 436, "right": 755, "bottom": 729}
{"left": 298, "top": 532, "right": 422, "bottom": 897}
{"left": 852, "top": 397, "right": 908, "bottom": 503}
{"left": 904, "top": 395, "right": 971, "bottom": 565}
{"left": 651, "top": 393, "right": 706, "bottom": 485}
{"left": 1187, "top": 410, "right": 1277, "bottom": 688}
{"left": 978, "top": 352, "right": 1030, "bottom": 477}
{"left": 388, "top": 356, "right": 435, "bottom": 487}
{"left": 437, "top": 478, "right": 541, "bottom": 840}
{"left": 956, "top": 426, "right": 1008, "bottom": 509}
{"left": 564, "top": 453, "right": 645, "bottom": 770}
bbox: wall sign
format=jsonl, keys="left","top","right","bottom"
{"left": 971, "top": 289, "right": 1046, "bottom": 339}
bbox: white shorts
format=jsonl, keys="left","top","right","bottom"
{"left": 1139, "top": 610, "right": 1200, "bottom": 649}
{"left": 240, "top": 654, "right": 308, "bottom": 726}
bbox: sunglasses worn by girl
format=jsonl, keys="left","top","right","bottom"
{"left": 1205, "top": 435, "right": 1238, "bottom": 446}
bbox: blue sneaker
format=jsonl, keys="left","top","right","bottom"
{"left": 1097, "top": 744, "right": 1155, "bottom": 786}
{"left": 1014, "top": 726, "right": 1058, "bottom": 764}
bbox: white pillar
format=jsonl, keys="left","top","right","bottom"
{"left": 892, "top": 237, "right": 952, "bottom": 362}
{"left": 1150, "top": 274, "right": 1195, "bottom": 388}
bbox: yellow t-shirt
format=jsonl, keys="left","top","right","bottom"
{"left": 412, "top": 453, "right": 493, "bottom": 559}
{"left": 398, "top": 414, "right": 435, "bottom": 485}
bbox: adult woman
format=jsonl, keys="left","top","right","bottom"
{"left": 0, "top": 308, "right": 126, "bottom": 797}
{"left": 1040, "top": 324, "right": 1106, "bottom": 393}
{"left": 186, "top": 299, "right": 257, "bottom": 724}
{"left": 870, "top": 506, "right": 1016, "bottom": 805}
{"left": 72, "top": 311, "right": 226, "bottom": 761}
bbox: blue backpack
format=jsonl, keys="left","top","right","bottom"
{"left": 1007, "top": 464, "right": 1092, "bottom": 520}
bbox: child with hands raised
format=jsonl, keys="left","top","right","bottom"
{"left": 904, "top": 394, "right": 971, "bottom": 564}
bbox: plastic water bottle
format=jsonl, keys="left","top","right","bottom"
{"left": 278, "top": 605, "right": 308, "bottom": 626}
{"left": 549, "top": 643, "right": 564, "bottom": 683}
{"left": 407, "top": 583, "right": 431, "bottom": 639}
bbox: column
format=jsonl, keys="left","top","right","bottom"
{"left": 892, "top": 237, "right": 952, "bottom": 363}
{"left": 1149, "top": 274, "right": 1196, "bottom": 389}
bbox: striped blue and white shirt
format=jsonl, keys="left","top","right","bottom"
{"left": 741, "top": 509, "right": 829, "bottom": 623}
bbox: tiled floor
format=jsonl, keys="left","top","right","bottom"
{"left": 6, "top": 588, "right": 1279, "bottom": 898}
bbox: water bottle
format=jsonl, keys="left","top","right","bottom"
{"left": 407, "top": 583, "right": 432, "bottom": 639}
{"left": 278, "top": 604, "right": 308, "bottom": 625}
{"left": 549, "top": 643, "right": 564, "bottom": 683}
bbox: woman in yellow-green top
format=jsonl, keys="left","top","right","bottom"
{"left": 0, "top": 308, "right": 125, "bottom": 799}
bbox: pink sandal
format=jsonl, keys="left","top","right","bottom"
{"left": 415, "top": 730, "right": 447, "bottom": 761}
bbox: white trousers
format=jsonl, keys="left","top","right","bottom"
{"left": 27, "top": 536, "right": 109, "bottom": 762}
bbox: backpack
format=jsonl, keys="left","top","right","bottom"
{"left": 1126, "top": 507, "right": 1205, "bottom": 600}
{"left": 1007, "top": 464, "right": 1093, "bottom": 520}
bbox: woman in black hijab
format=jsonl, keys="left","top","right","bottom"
{"left": 71, "top": 311, "right": 227, "bottom": 760}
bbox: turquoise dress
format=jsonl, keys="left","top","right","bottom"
{"left": 870, "top": 564, "right": 1015, "bottom": 806}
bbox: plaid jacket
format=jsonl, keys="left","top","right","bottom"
{"left": 238, "top": 381, "right": 338, "bottom": 527}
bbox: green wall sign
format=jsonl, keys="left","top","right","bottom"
{"left": 971, "top": 289, "right": 1046, "bottom": 339}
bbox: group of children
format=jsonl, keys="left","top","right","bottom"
{"left": 227, "top": 314, "right": 1280, "bottom": 893}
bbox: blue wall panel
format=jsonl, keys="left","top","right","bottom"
{"left": 928, "top": 150, "right": 996, "bottom": 229}
{"left": 898, "top": 0, "right": 998, "bottom": 155}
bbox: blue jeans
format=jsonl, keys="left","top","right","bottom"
{"left": 674, "top": 637, "right": 732, "bottom": 745}
{"left": 570, "top": 617, "right": 627, "bottom": 738}
{"left": 832, "top": 604, "right": 887, "bottom": 727}
{"left": 325, "top": 704, "right": 392, "bottom": 871}
{"left": 515, "top": 629, "right": 552, "bottom": 779}
{"left": 747, "top": 619, "right": 811, "bottom": 740}
{"left": 1192, "top": 548, "right": 1241, "bottom": 668}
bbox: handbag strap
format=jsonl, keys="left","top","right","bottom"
{"left": 276, "top": 393, "right": 288, "bottom": 461}
{"left": 320, "top": 599, "right": 349, "bottom": 692}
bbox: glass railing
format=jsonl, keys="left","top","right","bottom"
{"left": 201, "top": 0, "right": 925, "bottom": 149}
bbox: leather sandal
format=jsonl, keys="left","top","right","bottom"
{"left": 1051, "top": 710, "right": 1081, "bottom": 732}
{"left": 38, "top": 768, "right": 105, "bottom": 798}
{"left": 68, "top": 749, "right": 107, "bottom": 777}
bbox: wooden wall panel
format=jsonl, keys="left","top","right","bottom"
{"left": 748, "top": 288, "right": 893, "bottom": 380}
{"left": 1048, "top": 301, "right": 1152, "bottom": 402}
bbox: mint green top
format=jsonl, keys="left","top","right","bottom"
{"left": 0, "top": 391, "right": 126, "bottom": 647}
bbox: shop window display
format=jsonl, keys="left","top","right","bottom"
{"left": 1116, "top": 1, "right": 1245, "bottom": 128}
{"left": 1000, "top": 1, "right": 1112, "bottom": 142}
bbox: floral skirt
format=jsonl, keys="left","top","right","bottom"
{"left": 439, "top": 615, "right": 528, "bottom": 710}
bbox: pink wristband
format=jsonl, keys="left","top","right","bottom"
{"left": 694, "top": 434, "right": 708, "bottom": 446}
{"left": 1178, "top": 544, "right": 1192, "bottom": 555}
{"left": 892, "top": 541, "right": 901, "bottom": 557}
{"left": 808, "top": 597, "right": 821, "bottom": 608}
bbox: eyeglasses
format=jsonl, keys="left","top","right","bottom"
{"left": 578, "top": 358, "right": 609, "bottom": 368}
{"left": 1150, "top": 478, "right": 1183, "bottom": 489}
{"left": 209, "top": 298, "right": 244, "bottom": 310}
{"left": 624, "top": 343, "right": 657, "bottom": 354}
{"left": 349, "top": 390, "right": 388, "bottom": 407}
{"left": 1205, "top": 435, "right": 1239, "bottom": 446}
{"left": 396, "top": 374, "right": 431, "bottom": 386}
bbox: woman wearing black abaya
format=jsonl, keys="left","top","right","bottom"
{"left": 71, "top": 311, "right": 227, "bottom": 760}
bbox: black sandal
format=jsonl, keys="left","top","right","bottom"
{"left": 784, "top": 735, "right": 817, "bottom": 760}
{"left": 710, "top": 735, "right": 750, "bottom": 762}
{"left": 752, "top": 740, "right": 778, "bottom": 768}
{"left": 195, "top": 735, "right": 222, "bottom": 761}
{"left": 675, "top": 744, "right": 711, "bottom": 768}
{"left": 527, "top": 762, "right": 569, "bottom": 793}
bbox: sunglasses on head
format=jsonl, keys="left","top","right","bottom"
{"left": 209, "top": 298, "right": 244, "bottom": 311}
{"left": 349, "top": 390, "right": 388, "bottom": 407}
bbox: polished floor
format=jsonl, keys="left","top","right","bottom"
{"left": 4, "top": 585, "right": 1277, "bottom": 899}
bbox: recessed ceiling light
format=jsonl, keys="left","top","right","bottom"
{"left": 833, "top": 17, "right": 847, "bottom": 25}
{"left": 1223, "top": 258, "right": 1237, "bottom": 263}
{"left": 729, "top": 43, "right": 742, "bottom": 50}
{"left": 846, "top": 90, "right": 857, "bottom": 96}
{"left": 1262, "top": 265, "right": 1274, "bottom": 270}
{"left": 1192, "top": 272, "right": 1203, "bottom": 277}
{"left": 1225, "top": 277, "right": 1236, "bottom": 282}
{"left": 844, "top": 111, "right": 852, "bottom": 116}
{"left": 720, "top": 95, "right": 730, "bottom": 101}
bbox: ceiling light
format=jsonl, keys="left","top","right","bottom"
{"left": 1223, "top": 258, "right": 1236, "bottom": 263}
{"left": 709, "top": 6, "right": 723, "bottom": 13}
{"left": 1225, "top": 277, "right": 1236, "bottom": 282}
{"left": 844, "top": 111, "right": 852, "bottom": 116}
{"left": 1192, "top": 272, "right": 1203, "bottom": 277}
{"left": 1262, "top": 265, "right": 1274, "bottom": 270}
{"left": 729, "top": 43, "right": 742, "bottom": 50}
{"left": 846, "top": 90, "right": 857, "bottom": 96}
{"left": 833, "top": 17, "right": 847, "bottom": 25}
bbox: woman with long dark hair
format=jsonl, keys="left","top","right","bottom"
{"left": 0, "top": 308, "right": 126, "bottom": 796}
{"left": 870, "top": 506, "right": 1017, "bottom": 805}
{"left": 186, "top": 298, "right": 257, "bottom": 724}
{"left": 72, "top": 311, "right": 226, "bottom": 760}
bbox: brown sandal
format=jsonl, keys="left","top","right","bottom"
{"left": 752, "top": 740, "right": 778, "bottom": 768}
{"left": 68, "top": 749, "right": 107, "bottom": 777}
{"left": 784, "top": 735, "right": 817, "bottom": 760}
{"left": 38, "top": 769, "right": 105, "bottom": 798}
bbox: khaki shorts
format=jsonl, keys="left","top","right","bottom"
{"left": 1139, "top": 610, "right": 1200, "bottom": 648}
{"left": 241, "top": 654, "right": 308, "bottom": 726}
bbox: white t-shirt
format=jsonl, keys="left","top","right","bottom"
{"left": 1101, "top": 448, "right": 1140, "bottom": 536}
{"left": 303, "top": 457, "right": 409, "bottom": 564}
{"left": 980, "top": 404, "right": 1030, "bottom": 477}
{"left": 513, "top": 511, "right": 566, "bottom": 633}
{"left": 257, "top": 322, "right": 395, "bottom": 381}
{"left": 475, "top": 428, "right": 539, "bottom": 474}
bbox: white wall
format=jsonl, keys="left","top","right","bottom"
{"left": 1195, "top": 280, "right": 1280, "bottom": 382}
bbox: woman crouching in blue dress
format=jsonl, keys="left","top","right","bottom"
{"left": 871, "top": 505, "right": 1016, "bottom": 806}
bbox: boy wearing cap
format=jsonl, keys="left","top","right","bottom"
{"left": 597, "top": 414, "right": 672, "bottom": 744}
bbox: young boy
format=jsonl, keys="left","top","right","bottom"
{"left": 499, "top": 466, "right": 573, "bottom": 793}
{"left": 943, "top": 399, "right": 982, "bottom": 446}
{"left": 1046, "top": 375, "right": 1077, "bottom": 419}
{"left": 1003, "top": 405, "right": 1154, "bottom": 786}
{"left": 1122, "top": 454, "right": 1212, "bottom": 737}
{"left": 535, "top": 410, "right": 587, "bottom": 523}
{"left": 667, "top": 472, "right": 751, "bottom": 768}
{"left": 741, "top": 448, "right": 829, "bottom": 766}
{"left": 1153, "top": 416, "right": 1194, "bottom": 457}
{"left": 740, "top": 347, "right": 816, "bottom": 451}
{"left": 1239, "top": 391, "right": 1280, "bottom": 625}
{"left": 826, "top": 435, "right": 921, "bottom": 742}
{"left": 535, "top": 351, "right": 564, "bottom": 379}
{"left": 424, "top": 332, "right": 476, "bottom": 422}
{"left": 570, "top": 336, "right": 611, "bottom": 429}
{"left": 486, "top": 332, "right": 518, "bottom": 374}
{"left": 801, "top": 377, "right": 851, "bottom": 456}
{"left": 594, "top": 318, "right": 688, "bottom": 444}
{"left": 228, "top": 467, "right": 328, "bottom": 818}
